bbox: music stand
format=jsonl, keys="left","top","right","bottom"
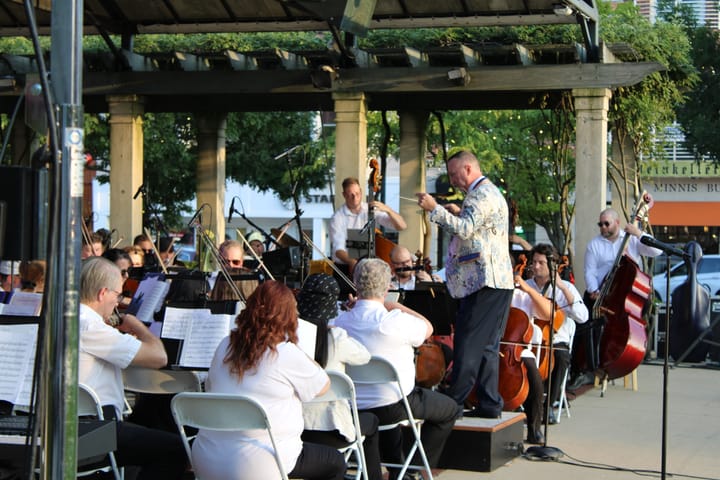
{"left": 395, "top": 282, "right": 456, "bottom": 335}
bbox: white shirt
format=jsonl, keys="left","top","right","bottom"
{"left": 390, "top": 275, "right": 416, "bottom": 291}
{"left": 329, "top": 203, "right": 394, "bottom": 263}
{"left": 78, "top": 303, "right": 141, "bottom": 416}
{"left": 303, "top": 326, "right": 370, "bottom": 441}
{"left": 333, "top": 299, "right": 427, "bottom": 409}
{"left": 192, "top": 337, "right": 328, "bottom": 480}
{"left": 526, "top": 278, "right": 589, "bottom": 345}
{"left": 584, "top": 232, "right": 661, "bottom": 294}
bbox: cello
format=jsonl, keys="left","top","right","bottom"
{"left": 497, "top": 254, "right": 534, "bottom": 411}
{"left": 594, "top": 192, "right": 654, "bottom": 380}
{"left": 533, "top": 256, "right": 568, "bottom": 380}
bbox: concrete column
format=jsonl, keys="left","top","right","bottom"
{"left": 196, "top": 112, "right": 228, "bottom": 243}
{"left": 332, "top": 92, "right": 367, "bottom": 209}
{"left": 610, "top": 133, "right": 639, "bottom": 217}
{"left": 397, "top": 111, "right": 429, "bottom": 254}
{"left": 573, "top": 88, "right": 612, "bottom": 294}
{"left": 108, "top": 94, "right": 145, "bottom": 245}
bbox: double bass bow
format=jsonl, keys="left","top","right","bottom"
{"left": 593, "top": 192, "right": 654, "bottom": 380}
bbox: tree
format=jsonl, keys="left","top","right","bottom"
{"left": 676, "top": 27, "right": 720, "bottom": 163}
{"left": 601, "top": 1, "right": 697, "bottom": 215}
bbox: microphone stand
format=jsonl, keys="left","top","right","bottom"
{"left": 284, "top": 147, "right": 309, "bottom": 283}
{"left": 237, "top": 210, "right": 284, "bottom": 250}
{"left": 526, "top": 258, "right": 564, "bottom": 460}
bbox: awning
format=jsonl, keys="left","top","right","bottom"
{"left": 650, "top": 202, "right": 720, "bottom": 226}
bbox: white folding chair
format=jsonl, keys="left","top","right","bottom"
{"left": 346, "top": 356, "right": 433, "bottom": 480}
{"left": 171, "top": 392, "right": 289, "bottom": 480}
{"left": 555, "top": 331, "right": 574, "bottom": 422}
{"left": 77, "top": 383, "right": 123, "bottom": 480}
{"left": 304, "top": 370, "right": 368, "bottom": 480}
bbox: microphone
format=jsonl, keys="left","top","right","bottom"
{"left": 133, "top": 184, "right": 145, "bottom": 200}
{"left": 274, "top": 145, "right": 302, "bottom": 161}
{"left": 228, "top": 197, "right": 236, "bottom": 224}
{"left": 639, "top": 235, "right": 688, "bottom": 258}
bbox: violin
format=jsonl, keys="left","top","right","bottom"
{"left": 534, "top": 255, "right": 567, "bottom": 380}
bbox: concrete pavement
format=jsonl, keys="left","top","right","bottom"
{"left": 434, "top": 362, "right": 720, "bottom": 480}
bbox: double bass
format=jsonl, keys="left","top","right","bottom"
{"left": 593, "top": 192, "right": 654, "bottom": 380}
{"left": 366, "top": 158, "right": 396, "bottom": 265}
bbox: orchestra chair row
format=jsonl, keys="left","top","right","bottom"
{"left": 346, "top": 356, "right": 434, "bottom": 480}
{"left": 77, "top": 383, "right": 123, "bottom": 480}
{"left": 304, "top": 370, "right": 369, "bottom": 480}
{"left": 171, "top": 392, "right": 290, "bottom": 480}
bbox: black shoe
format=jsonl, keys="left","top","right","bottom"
{"left": 526, "top": 428, "right": 545, "bottom": 445}
{"left": 464, "top": 407, "right": 502, "bottom": 419}
{"left": 568, "top": 372, "right": 594, "bottom": 391}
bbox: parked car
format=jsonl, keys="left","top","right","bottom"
{"left": 652, "top": 254, "right": 720, "bottom": 305}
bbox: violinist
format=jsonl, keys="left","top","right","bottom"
{"left": 526, "top": 244, "right": 588, "bottom": 421}
{"left": 329, "top": 177, "right": 406, "bottom": 273}
{"left": 388, "top": 245, "right": 440, "bottom": 290}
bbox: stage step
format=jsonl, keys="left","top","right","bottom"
{"left": 439, "top": 411, "right": 525, "bottom": 472}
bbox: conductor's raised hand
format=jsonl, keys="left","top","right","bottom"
{"left": 416, "top": 192, "right": 437, "bottom": 212}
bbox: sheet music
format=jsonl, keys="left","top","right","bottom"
{"left": 178, "top": 313, "right": 233, "bottom": 369}
{"left": 0, "top": 324, "right": 37, "bottom": 404}
{"left": 129, "top": 276, "right": 170, "bottom": 324}
{"left": 297, "top": 318, "right": 317, "bottom": 358}
{"left": 3, "top": 292, "right": 42, "bottom": 316}
{"left": 162, "top": 306, "right": 203, "bottom": 340}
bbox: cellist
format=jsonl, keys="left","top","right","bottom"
{"left": 510, "top": 264, "right": 556, "bottom": 445}
{"left": 524, "top": 244, "right": 588, "bottom": 423}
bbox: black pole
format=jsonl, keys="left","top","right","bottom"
{"left": 661, "top": 255, "right": 671, "bottom": 480}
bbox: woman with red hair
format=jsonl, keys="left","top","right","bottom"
{"left": 191, "top": 280, "right": 346, "bottom": 480}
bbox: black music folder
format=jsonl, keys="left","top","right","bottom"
{"left": 395, "top": 282, "right": 456, "bottom": 335}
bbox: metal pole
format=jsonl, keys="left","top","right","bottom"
{"left": 43, "top": 0, "right": 84, "bottom": 478}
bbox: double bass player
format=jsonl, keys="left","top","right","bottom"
{"left": 574, "top": 205, "right": 661, "bottom": 389}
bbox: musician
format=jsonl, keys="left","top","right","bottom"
{"left": 525, "top": 244, "right": 588, "bottom": 423}
{"left": 81, "top": 232, "right": 104, "bottom": 259}
{"left": 329, "top": 177, "right": 406, "bottom": 272}
{"left": 417, "top": 150, "right": 514, "bottom": 418}
{"left": 511, "top": 272, "right": 556, "bottom": 445}
{"left": 78, "top": 257, "right": 187, "bottom": 479}
{"left": 246, "top": 231, "right": 266, "bottom": 257}
{"left": 210, "top": 239, "right": 258, "bottom": 300}
{"left": 133, "top": 234, "right": 158, "bottom": 269}
{"left": 193, "top": 281, "right": 346, "bottom": 480}
{"left": 0, "top": 260, "right": 20, "bottom": 292}
{"left": 574, "top": 207, "right": 661, "bottom": 388}
{"left": 388, "top": 245, "right": 439, "bottom": 290}
{"left": 333, "top": 258, "right": 458, "bottom": 478}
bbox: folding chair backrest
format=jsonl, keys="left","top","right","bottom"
{"left": 123, "top": 367, "right": 201, "bottom": 394}
{"left": 78, "top": 383, "right": 104, "bottom": 418}
{"left": 171, "top": 392, "right": 289, "bottom": 480}
{"left": 345, "top": 356, "right": 399, "bottom": 385}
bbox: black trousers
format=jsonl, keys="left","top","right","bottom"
{"left": 572, "top": 292, "right": 604, "bottom": 376}
{"left": 522, "top": 357, "right": 544, "bottom": 434}
{"left": 114, "top": 421, "right": 187, "bottom": 480}
{"left": 288, "top": 442, "right": 346, "bottom": 480}
{"left": 447, "top": 287, "right": 513, "bottom": 415}
{"left": 302, "top": 411, "right": 383, "bottom": 480}
{"left": 363, "top": 387, "right": 458, "bottom": 475}
{"left": 549, "top": 343, "right": 571, "bottom": 405}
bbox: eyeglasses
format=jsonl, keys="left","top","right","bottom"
{"left": 109, "top": 289, "right": 125, "bottom": 303}
{"left": 226, "top": 259, "right": 243, "bottom": 267}
{"left": 120, "top": 269, "right": 129, "bottom": 277}
{"left": 597, "top": 221, "right": 611, "bottom": 228}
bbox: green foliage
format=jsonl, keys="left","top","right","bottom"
{"left": 676, "top": 27, "right": 720, "bottom": 162}
{"left": 225, "top": 111, "right": 332, "bottom": 201}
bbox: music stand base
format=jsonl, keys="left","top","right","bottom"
{"left": 525, "top": 445, "right": 564, "bottom": 461}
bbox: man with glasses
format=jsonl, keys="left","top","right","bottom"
{"left": 573, "top": 207, "right": 661, "bottom": 389}
{"left": 388, "top": 245, "right": 440, "bottom": 290}
{"left": 78, "top": 256, "right": 187, "bottom": 479}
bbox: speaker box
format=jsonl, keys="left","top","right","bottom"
{"left": 0, "top": 166, "right": 48, "bottom": 260}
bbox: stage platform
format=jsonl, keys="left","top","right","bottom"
{"left": 439, "top": 411, "right": 526, "bottom": 472}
